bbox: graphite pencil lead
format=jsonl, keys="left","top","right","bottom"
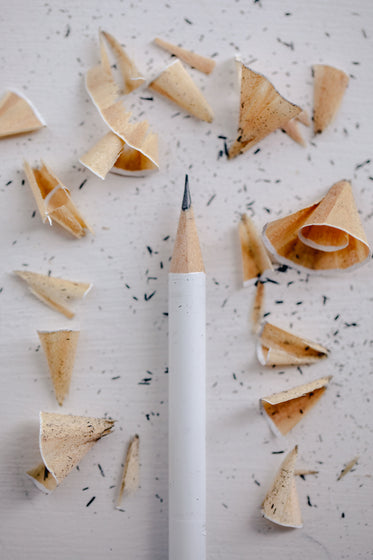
{"left": 170, "top": 176, "right": 204, "bottom": 273}
{"left": 182, "top": 174, "right": 191, "bottom": 211}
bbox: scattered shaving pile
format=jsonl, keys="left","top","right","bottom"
{"left": 4, "top": 32, "right": 366, "bottom": 525}
{"left": 81, "top": 31, "right": 159, "bottom": 178}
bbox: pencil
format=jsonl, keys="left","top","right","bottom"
{"left": 168, "top": 175, "right": 206, "bottom": 560}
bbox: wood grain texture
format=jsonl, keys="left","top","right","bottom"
{"left": 0, "top": 1, "right": 373, "bottom": 559}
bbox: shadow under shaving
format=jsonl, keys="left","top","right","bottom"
{"left": 4, "top": 419, "right": 43, "bottom": 505}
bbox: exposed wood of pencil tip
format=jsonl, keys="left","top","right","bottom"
{"left": 170, "top": 175, "right": 205, "bottom": 273}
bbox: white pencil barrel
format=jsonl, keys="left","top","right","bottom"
{"left": 168, "top": 272, "right": 206, "bottom": 560}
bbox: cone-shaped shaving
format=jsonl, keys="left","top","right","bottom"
{"left": 229, "top": 65, "right": 301, "bottom": 158}
{"left": 14, "top": 270, "right": 92, "bottom": 318}
{"left": 38, "top": 330, "right": 80, "bottom": 405}
{"left": 116, "top": 434, "right": 140, "bottom": 507}
{"left": 257, "top": 322, "right": 328, "bottom": 366}
{"left": 262, "top": 446, "right": 302, "bottom": 528}
{"left": 263, "top": 180, "right": 371, "bottom": 272}
{"left": 313, "top": 65, "right": 349, "bottom": 134}
{"left": 0, "top": 91, "right": 45, "bottom": 138}
{"left": 149, "top": 60, "right": 213, "bottom": 122}
{"left": 40, "top": 411, "right": 115, "bottom": 484}
{"left": 260, "top": 376, "right": 332, "bottom": 436}
{"left": 23, "top": 160, "right": 92, "bottom": 238}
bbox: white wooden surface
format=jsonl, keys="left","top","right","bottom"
{"left": 1, "top": 1, "right": 373, "bottom": 558}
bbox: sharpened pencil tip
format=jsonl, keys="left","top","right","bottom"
{"left": 182, "top": 174, "right": 191, "bottom": 211}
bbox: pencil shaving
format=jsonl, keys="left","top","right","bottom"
{"left": 14, "top": 270, "right": 92, "bottom": 319}
{"left": 81, "top": 128, "right": 159, "bottom": 179}
{"left": 86, "top": 35, "right": 120, "bottom": 112}
{"left": 154, "top": 37, "right": 216, "bottom": 74}
{"left": 294, "top": 469, "right": 319, "bottom": 477}
{"left": 149, "top": 59, "right": 213, "bottom": 122}
{"left": 26, "top": 463, "right": 57, "bottom": 494}
{"left": 337, "top": 456, "right": 359, "bottom": 481}
{"left": 95, "top": 98, "right": 158, "bottom": 171}
{"left": 257, "top": 322, "right": 328, "bottom": 366}
{"left": 80, "top": 132, "right": 124, "bottom": 179}
{"left": 39, "top": 412, "right": 115, "bottom": 486}
{"left": 84, "top": 33, "right": 159, "bottom": 177}
{"left": 282, "top": 110, "right": 310, "bottom": 147}
{"left": 313, "top": 64, "right": 349, "bottom": 134}
{"left": 37, "top": 330, "right": 80, "bottom": 406}
{"left": 229, "top": 64, "right": 301, "bottom": 158}
{"left": 262, "top": 446, "right": 302, "bottom": 528}
{"left": 101, "top": 30, "right": 145, "bottom": 93}
{"left": 297, "top": 110, "right": 311, "bottom": 127}
{"left": 116, "top": 434, "right": 140, "bottom": 507}
{"left": 239, "top": 214, "right": 273, "bottom": 284}
{"left": 282, "top": 118, "right": 306, "bottom": 147}
{"left": 252, "top": 282, "right": 265, "bottom": 334}
{"left": 263, "top": 180, "right": 371, "bottom": 273}
{"left": 23, "top": 160, "right": 92, "bottom": 238}
{"left": 260, "top": 376, "right": 332, "bottom": 436}
{"left": 111, "top": 132, "right": 159, "bottom": 176}
{"left": 0, "top": 90, "right": 45, "bottom": 138}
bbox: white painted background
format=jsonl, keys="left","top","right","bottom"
{"left": 1, "top": 1, "right": 372, "bottom": 558}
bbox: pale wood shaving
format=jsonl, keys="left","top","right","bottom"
{"left": 239, "top": 214, "right": 273, "bottom": 284}
{"left": 0, "top": 90, "right": 45, "bottom": 138}
{"left": 40, "top": 412, "right": 115, "bottom": 485}
{"left": 262, "top": 446, "right": 303, "bottom": 528}
{"left": 313, "top": 64, "right": 349, "bottom": 134}
{"left": 257, "top": 322, "right": 328, "bottom": 366}
{"left": 24, "top": 160, "right": 92, "bottom": 238}
{"left": 154, "top": 37, "right": 215, "bottom": 74}
{"left": 251, "top": 282, "right": 265, "bottom": 334}
{"left": 263, "top": 180, "right": 371, "bottom": 272}
{"left": 116, "top": 434, "right": 140, "bottom": 507}
{"left": 260, "top": 376, "right": 332, "bottom": 436}
{"left": 38, "top": 330, "right": 79, "bottom": 405}
{"left": 101, "top": 30, "right": 145, "bottom": 93}
{"left": 337, "top": 456, "right": 359, "bottom": 481}
{"left": 149, "top": 60, "right": 213, "bottom": 122}
{"left": 229, "top": 64, "right": 301, "bottom": 158}
{"left": 14, "top": 270, "right": 92, "bottom": 319}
